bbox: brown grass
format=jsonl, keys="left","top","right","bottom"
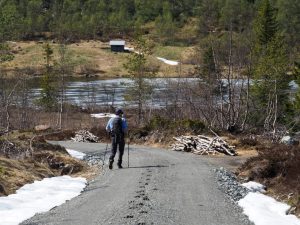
{"left": 237, "top": 143, "right": 300, "bottom": 216}
{"left": 2, "top": 40, "right": 196, "bottom": 78}
{"left": 0, "top": 131, "right": 92, "bottom": 196}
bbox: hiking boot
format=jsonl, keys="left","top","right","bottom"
{"left": 109, "top": 161, "right": 113, "bottom": 170}
{"left": 117, "top": 164, "right": 123, "bottom": 169}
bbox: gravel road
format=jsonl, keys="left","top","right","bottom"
{"left": 21, "top": 141, "right": 251, "bottom": 225}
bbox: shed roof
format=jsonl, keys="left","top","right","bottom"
{"left": 109, "top": 40, "right": 125, "bottom": 46}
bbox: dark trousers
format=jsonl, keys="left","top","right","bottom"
{"left": 109, "top": 135, "right": 125, "bottom": 165}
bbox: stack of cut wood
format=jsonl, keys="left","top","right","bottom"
{"left": 171, "top": 135, "right": 236, "bottom": 156}
{"left": 71, "top": 130, "right": 99, "bottom": 143}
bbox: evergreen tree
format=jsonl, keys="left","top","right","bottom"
{"left": 37, "top": 43, "right": 58, "bottom": 110}
{"left": 277, "top": 0, "right": 300, "bottom": 55}
{"left": 199, "top": 46, "right": 217, "bottom": 83}
{"left": 293, "top": 62, "right": 300, "bottom": 110}
{"left": 0, "top": 2, "right": 20, "bottom": 41}
{"left": 196, "top": 0, "right": 220, "bottom": 36}
{"left": 251, "top": 0, "right": 289, "bottom": 132}
{"left": 124, "top": 36, "right": 155, "bottom": 125}
{"left": 155, "top": 1, "right": 176, "bottom": 44}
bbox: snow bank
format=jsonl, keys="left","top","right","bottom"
{"left": 156, "top": 57, "right": 179, "bottom": 66}
{"left": 238, "top": 192, "right": 300, "bottom": 225}
{"left": 124, "top": 47, "right": 134, "bottom": 52}
{"left": 66, "top": 149, "right": 86, "bottom": 160}
{"left": 0, "top": 176, "right": 87, "bottom": 225}
{"left": 91, "top": 113, "right": 116, "bottom": 118}
{"left": 242, "top": 181, "right": 266, "bottom": 193}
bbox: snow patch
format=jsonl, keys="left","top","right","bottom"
{"left": 238, "top": 192, "right": 300, "bottom": 225}
{"left": 0, "top": 176, "right": 87, "bottom": 225}
{"left": 242, "top": 181, "right": 266, "bottom": 193}
{"left": 156, "top": 57, "right": 179, "bottom": 66}
{"left": 91, "top": 113, "right": 116, "bottom": 118}
{"left": 66, "top": 149, "right": 86, "bottom": 160}
{"left": 124, "top": 47, "right": 134, "bottom": 52}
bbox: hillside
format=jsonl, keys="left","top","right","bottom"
{"left": 2, "top": 40, "right": 196, "bottom": 78}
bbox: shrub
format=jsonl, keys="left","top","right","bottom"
{"left": 250, "top": 144, "right": 300, "bottom": 188}
{"left": 146, "top": 116, "right": 205, "bottom": 133}
{"left": 239, "top": 137, "right": 258, "bottom": 147}
{"left": 0, "top": 166, "right": 4, "bottom": 175}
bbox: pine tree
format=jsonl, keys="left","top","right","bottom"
{"left": 124, "top": 36, "right": 155, "bottom": 125}
{"left": 155, "top": 1, "right": 176, "bottom": 44}
{"left": 196, "top": 0, "right": 220, "bottom": 35}
{"left": 251, "top": 0, "right": 289, "bottom": 133}
{"left": 200, "top": 46, "right": 217, "bottom": 84}
{"left": 253, "top": 0, "right": 278, "bottom": 47}
{"left": 37, "top": 43, "right": 58, "bottom": 111}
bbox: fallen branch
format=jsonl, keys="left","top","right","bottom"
{"left": 170, "top": 134, "right": 236, "bottom": 156}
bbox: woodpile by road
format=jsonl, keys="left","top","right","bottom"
{"left": 71, "top": 130, "right": 99, "bottom": 143}
{"left": 171, "top": 135, "right": 237, "bottom": 156}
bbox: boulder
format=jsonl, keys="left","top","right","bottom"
{"left": 280, "top": 136, "right": 299, "bottom": 145}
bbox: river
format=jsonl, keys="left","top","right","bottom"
{"left": 27, "top": 77, "right": 199, "bottom": 108}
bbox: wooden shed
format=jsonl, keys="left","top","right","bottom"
{"left": 109, "top": 40, "right": 125, "bottom": 52}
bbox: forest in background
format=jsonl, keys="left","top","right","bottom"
{"left": 0, "top": 0, "right": 300, "bottom": 137}
{"left": 0, "top": 0, "right": 299, "bottom": 50}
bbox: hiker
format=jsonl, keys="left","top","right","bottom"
{"left": 106, "top": 109, "right": 128, "bottom": 169}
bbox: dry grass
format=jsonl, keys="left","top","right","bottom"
{"left": 2, "top": 41, "right": 128, "bottom": 77}
{"left": 237, "top": 143, "right": 300, "bottom": 216}
{"left": 0, "top": 131, "right": 92, "bottom": 196}
{"left": 2, "top": 40, "right": 196, "bottom": 78}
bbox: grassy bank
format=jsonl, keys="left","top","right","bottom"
{"left": 0, "top": 131, "right": 95, "bottom": 196}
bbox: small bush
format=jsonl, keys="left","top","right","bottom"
{"left": 177, "top": 119, "right": 205, "bottom": 132}
{"left": 239, "top": 137, "right": 258, "bottom": 147}
{"left": 146, "top": 116, "right": 205, "bottom": 133}
{"left": 244, "top": 144, "right": 300, "bottom": 190}
{"left": 147, "top": 115, "right": 170, "bottom": 130}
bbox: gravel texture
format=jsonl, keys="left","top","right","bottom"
{"left": 215, "top": 167, "right": 253, "bottom": 225}
{"left": 215, "top": 167, "right": 250, "bottom": 202}
{"left": 21, "top": 141, "right": 253, "bottom": 225}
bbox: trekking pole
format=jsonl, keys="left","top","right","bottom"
{"left": 127, "top": 132, "right": 130, "bottom": 168}
{"left": 103, "top": 142, "right": 108, "bottom": 167}
{"left": 102, "top": 132, "right": 110, "bottom": 167}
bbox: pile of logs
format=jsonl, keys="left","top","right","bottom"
{"left": 71, "top": 130, "right": 99, "bottom": 143}
{"left": 171, "top": 135, "right": 236, "bottom": 156}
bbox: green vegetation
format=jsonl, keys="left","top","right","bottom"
{"left": 147, "top": 115, "right": 205, "bottom": 133}
{"left": 36, "top": 43, "right": 58, "bottom": 110}
{"left": 0, "top": 166, "right": 4, "bottom": 175}
{"left": 0, "top": 0, "right": 299, "bottom": 134}
{"left": 124, "top": 36, "right": 155, "bottom": 124}
{"left": 153, "top": 45, "right": 186, "bottom": 60}
{"left": 251, "top": 0, "right": 289, "bottom": 130}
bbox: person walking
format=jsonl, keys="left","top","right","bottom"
{"left": 106, "top": 109, "right": 128, "bottom": 169}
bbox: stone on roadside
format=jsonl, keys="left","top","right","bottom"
{"left": 280, "top": 136, "right": 298, "bottom": 145}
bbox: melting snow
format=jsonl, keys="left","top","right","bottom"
{"left": 66, "top": 149, "right": 86, "bottom": 160}
{"left": 91, "top": 113, "right": 116, "bottom": 118}
{"left": 0, "top": 176, "right": 87, "bottom": 225}
{"left": 239, "top": 184, "right": 300, "bottom": 225}
{"left": 156, "top": 57, "right": 179, "bottom": 66}
{"left": 242, "top": 181, "right": 266, "bottom": 193}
